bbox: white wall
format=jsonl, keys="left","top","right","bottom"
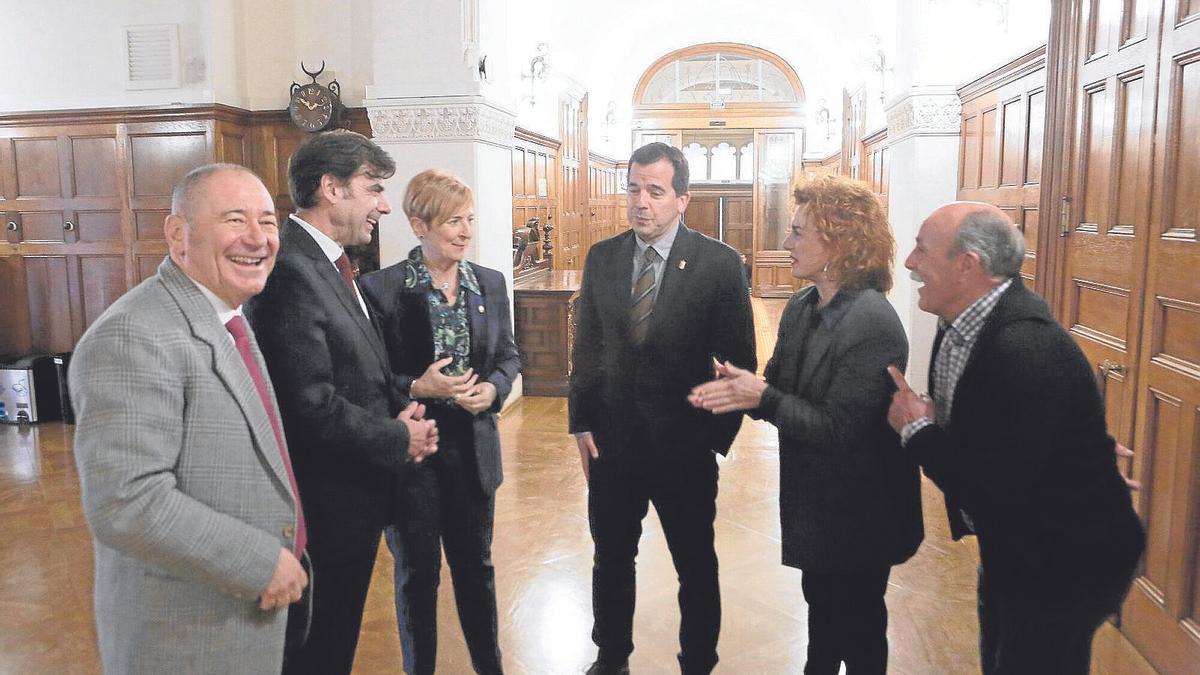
{"left": 4, "top": 0, "right": 1050, "bottom": 121}
{"left": 0, "top": 0, "right": 213, "bottom": 112}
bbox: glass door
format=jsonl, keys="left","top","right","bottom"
{"left": 751, "top": 129, "right": 803, "bottom": 297}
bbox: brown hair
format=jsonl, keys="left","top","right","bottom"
{"left": 792, "top": 174, "right": 895, "bottom": 292}
{"left": 402, "top": 169, "right": 474, "bottom": 226}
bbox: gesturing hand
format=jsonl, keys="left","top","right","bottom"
{"left": 258, "top": 547, "right": 307, "bottom": 611}
{"left": 886, "top": 366, "right": 934, "bottom": 434}
{"left": 397, "top": 401, "right": 438, "bottom": 462}
{"left": 410, "top": 357, "right": 478, "bottom": 401}
{"left": 687, "top": 360, "right": 766, "bottom": 414}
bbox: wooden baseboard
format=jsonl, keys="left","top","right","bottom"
{"left": 1091, "top": 622, "right": 1158, "bottom": 674}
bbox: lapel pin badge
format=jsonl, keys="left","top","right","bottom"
{"left": 478, "top": 305, "right": 486, "bottom": 313}
{"left": 678, "top": 259, "right": 687, "bottom": 270}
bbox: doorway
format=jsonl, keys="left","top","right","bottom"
{"left": 631, "top": 42, "right": 807, "bottom": 298}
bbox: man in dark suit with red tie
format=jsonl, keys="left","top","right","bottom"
{"left": 245, "top": 131, "right": 438, "bottom": 675}
{"left": 569, "top": 143, "right": 757, "bottom": 675}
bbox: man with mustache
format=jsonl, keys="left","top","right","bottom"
{"left": 887, "top": 202, "right": 1144, "bottom": 674}
{"left": 246, "top": 132, "right": 438, "bottom": 675}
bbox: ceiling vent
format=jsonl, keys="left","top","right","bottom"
{"left": 123, "top": 24, "right": 181, "bottom": 90}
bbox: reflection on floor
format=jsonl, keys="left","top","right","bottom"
{"left": 3, "top": 296, "right": 1085, "bottom": 674}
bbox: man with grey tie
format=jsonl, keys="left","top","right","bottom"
{"left": 569, "top": 142, "right": 756, "bottom": 675}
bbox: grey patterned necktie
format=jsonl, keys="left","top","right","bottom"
{"left": 630, "top": 247, "right": 660, "bottom": 344}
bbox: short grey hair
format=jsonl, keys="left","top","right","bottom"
{"left": 171, "top": 163, "right": 257, "bottom": 220}
{"left": 948, "top": 209, "right": 1026, "bottom": 278}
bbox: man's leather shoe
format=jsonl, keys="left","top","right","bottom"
{"left": 584, "top": 659, "right": 630, "bottom": 675}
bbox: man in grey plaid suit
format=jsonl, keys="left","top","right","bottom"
{"left": 70, "top": 164, "right": 308, "bottom": 673}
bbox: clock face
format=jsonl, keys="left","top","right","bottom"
{"left": 289, "top": 83, "right": 334, "bottom": 132}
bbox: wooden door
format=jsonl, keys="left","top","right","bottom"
{"left": 684, "top": 195, "right": 719, "bottom": 239}
{"left": 751, "top": 129, "right": 801, "bottom": 297}
{"left": 1059, "top": 0, "right": 1159, "bottom": 489}
{"left": 558, "top": 95, "right": 587, "bottom": 270}
{"left": 1120, "top": 0, "right": 1200, "bottom": 670}
{"left": 723, "top": 194, "right": 753, "bottom": 262}
{"left": 0, "top": 124, "right": 130, "bottom": 354}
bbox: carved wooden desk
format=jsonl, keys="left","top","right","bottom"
{"left": 513, "top": 271, "right": 581, "bottom": 397}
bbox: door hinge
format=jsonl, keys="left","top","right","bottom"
{"left": 1059, "top": 195, "right": 1071, "bottom": 237}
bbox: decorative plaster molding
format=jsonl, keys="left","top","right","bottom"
{"left": 365, "top": 96, "right": 516, "bottom": 149}
{"left": 885, "top": 88, "right": 962, "bottom": 145}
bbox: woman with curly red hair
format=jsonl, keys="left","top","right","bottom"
{"left": 690, "top": 174, "right": 923, "bottom": 674}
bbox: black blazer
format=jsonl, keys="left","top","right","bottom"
{"left": 245, "top": 218, "right": 412, "bottom": 533}
{"left": 908, "top": 280, "right": 1144, "bottom": 597}
{"left": 568, "top": 225, "right": 756, "bottom": 457}
{"left": 359, "top": 259, "right": 520, "bottom": 495}
{"left": 757, "top": 287, "right": 922, "bottom": 572}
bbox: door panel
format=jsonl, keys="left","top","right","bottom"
{"left": 684, "top": 196, "right": 719, "bottom": 240}
{"left": 751, "top": 130, "right": 800, "bottom": 297}
{"left": 1061, "top": 0, "right": 1158, "bottom": 470}
{"left": 1122, "top": 1, "right": 1200, "bottom": 670}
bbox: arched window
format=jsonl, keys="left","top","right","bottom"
{"left": 635, "top": 43, "right": 805, "bottom": 108}
{"left": 683, "top": 143, "right": 709, "bottom": 181}
{"left": 710, "top": 143, "right": 737, "bottom": 181}
{"left": 739, "top": 143, "right": 755, "bottom": 181}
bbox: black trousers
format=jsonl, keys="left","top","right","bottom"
{"left": 588, "top": 446, "right": 720, "bottom": 674}
{"left": 799, "top": 566, "right": 891, "bottom": 675}
{"left": 282, "top": 521, "right": 381, "bottom": 675}
{"left": 977, "top": 566, "right": 1134, "bottom": 674}
{"left": 386, "top": 431, "right": 502, "bottom": 675}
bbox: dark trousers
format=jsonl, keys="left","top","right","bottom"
{"left": 588, "top": 446, "right": 720, "bottom": 674}
{"left": 282, "top": 522, "right": 381, "bottom": 675}
{"left": 386, "top": 433, "right": 502, "bottom": 675}
{"left": 977, "top": 566, "right": 1133, "bottom": 674}
{"left": 799, "top": 567, "right": 891, "bottom": 675}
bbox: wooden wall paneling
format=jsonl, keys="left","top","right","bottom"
{"left": 1122, "top": 0, "right": 1200, "bottom": 670}
{"left": 0, "top": 255, "right": 31, "bottom": 357}
{"left": 0, "top": 105, "right": 382, "bottom": 358}
{"left": 125, "top": 120, "right": 208, "bottom": 283}
{"left": 23, "top": 255, "right": 74, "bottom": 354}
{"left": 512, "top": 128, "right": 560, "bottom": 281}
{"left": 957, "top": 46, "right": 1047, "bottom": 289}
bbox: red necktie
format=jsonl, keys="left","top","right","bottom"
{"left": 334, "top": 253, "right": 357, "bottom": 294}
{"left": 225, "top": 315, "right": 307, "bottom": 556}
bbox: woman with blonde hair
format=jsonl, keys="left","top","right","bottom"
{"left": 360, "top": 169, "right": 519, "bottom": 675}
{"left": 690, "top": 174, "right": 922, "bottom": 674}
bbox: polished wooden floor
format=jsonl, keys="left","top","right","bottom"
{"left": 0, "top": 298, "right": 1149, "bottom": 674}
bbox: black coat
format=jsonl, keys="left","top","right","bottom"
{"left": 359, "top": 259, "right": 521, "bottom": 495}
{"left": 568, "top": 225, "right": 756, "bottom": 457}
{"left": 245, "top": 218, "right": 412, "bottom": 533}
{"left": 757, "top": 286, "right": 923, "bottom": 572}
{"left": 908, "top": 280, "right": 1144, "bottom": 597}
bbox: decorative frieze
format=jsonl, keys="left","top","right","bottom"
{"left": 365, "top": 96, "right": 516, "bottom": 149}
{"left": 885, "top": 87, "right": 962, "bottom": 144}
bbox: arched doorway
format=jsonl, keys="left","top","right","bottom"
{"left": 631, "top": 42, "right": 806, "bottom": 297}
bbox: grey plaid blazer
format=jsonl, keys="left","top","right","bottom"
{"left": 70, "top": 257, "right": 300, "bottom": 674}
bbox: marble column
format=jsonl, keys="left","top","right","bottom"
{"left": 884, "top": 86, "right": 961, "bottom": 390}
{"left": 364, "top": 0, "right": 522, "bottom": 399}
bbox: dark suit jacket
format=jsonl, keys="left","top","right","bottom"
{"left": 756, "top": 286, "right": 922, "bottom": 573}
{"left": 244, "top": 217, "right": 412, "bottom": 535}
{"left": 568, "top": 225, "right": 756, "bottom": 457}
{"left": 360, "top": 259, "right": 521, "bottom": 495}
{"left": 908, "top": 280, "right": 1144, "bottom": 597}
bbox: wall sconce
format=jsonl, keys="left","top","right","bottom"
{"left": 602, "top": 100, "right": 617, "bottom": 143}
{"left": 521, "top": 42, "right": 550, "bottom": 107}
{"left": 865, "top": 34, "right": 893, "bottom": 105}
{"left": 815, "top": 99, "right": 834, "bottom": 141}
